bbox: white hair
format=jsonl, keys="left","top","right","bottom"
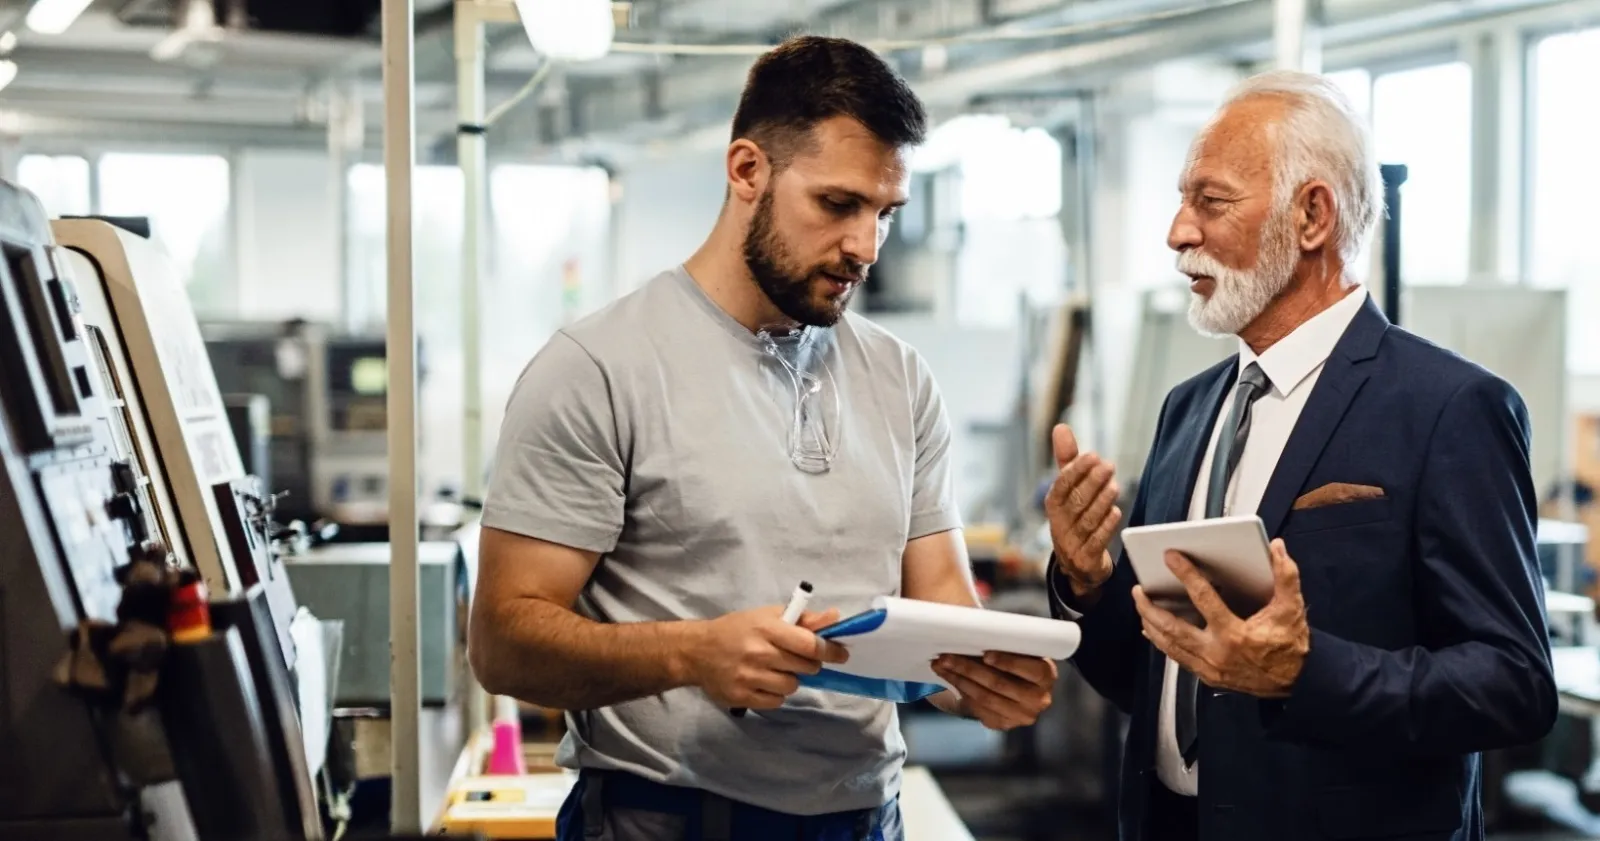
{"left": 1209, "top": 69, "right": 1383, "bottom": 271}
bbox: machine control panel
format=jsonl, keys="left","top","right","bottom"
{"left": 0, "top": 178, "right": 166, "bottom": 837}
{"left": 0, "top": 195, "right": 155, "bottom": 624}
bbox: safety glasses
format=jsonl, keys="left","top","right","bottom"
{"left": 758, "top": 329, "right": 840, "bottom": 474}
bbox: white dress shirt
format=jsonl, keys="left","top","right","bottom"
{"left": 1153, "top": 285, "right": 1367, "bottom": 795}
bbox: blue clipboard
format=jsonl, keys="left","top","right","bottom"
{"left": 794, "top": 608, "right": 948, "bottom": 703}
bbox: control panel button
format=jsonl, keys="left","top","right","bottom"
{"left": 111, "top": 460, "right": 138, "bottom": 495}
{"left": 107, "top": 492, "right": 138, "bottom": 522}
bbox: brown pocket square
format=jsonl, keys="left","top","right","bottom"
{"left": 1293, "top": 483, "right": 1386, "bottom": 510}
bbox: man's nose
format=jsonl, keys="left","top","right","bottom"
{"left": 842, "top": 216, "right": 881, "bottom": 266}
{"left": 1168, "top": 206, "right": 1202, "bottom": 253}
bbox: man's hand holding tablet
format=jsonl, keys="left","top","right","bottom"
{"left": 1123, "top": 516, "right": 1312, "bottom": 699}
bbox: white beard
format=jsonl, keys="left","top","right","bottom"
{"left": 1180, "top": 208, "right": 1299, "bottom": 337}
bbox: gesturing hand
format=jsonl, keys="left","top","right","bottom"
{"left": 1045, "top": 424, "right": 1121, "bottom": 597}
{"left": 1132, "top": 539, "right": 1310, "bottom": 698}
{"left": 689, "top": 606, "right": 849, "bottom": 710}
{"left": 932, "top": 652, "right": 1058, "bottom": 731}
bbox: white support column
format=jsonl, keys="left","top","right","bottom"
{"left": 457, "top": 0, "right": 488, "bottom": 505}
{"left": 454, "top": 0, "right": 494, "bottom": 746}
{"left": 1056, "top": 105, "right": 1108, "bottom": 458}
{"left": 1464, "top": 29, "right": 1527, "bottom": 284}
{"left": 1466, "top": 31, "right": 1502, "bottom": 283}
{"left": 329, "top": 81, "right": 362, "bottom": 330}
{"left": 0, "top": 136, "right": 18, "bottom": 180}
{"left": 330, "top": 108, "right": 351, "bottom": 329}
{"left": 381, "top": 0, "right": 423, "bottom": 833}
{"left": 1498, "top": 30, "right": 1527, "bottom": 285}
{"left": 1273, "top": 0, "right": 1322, "bottom": 73}
{"left": 1462, "top": 28, "right": 1526, "bottom": 284}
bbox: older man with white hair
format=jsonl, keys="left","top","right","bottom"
{"left": 1045, "top": 70, "right": 1557, "bottom": 840}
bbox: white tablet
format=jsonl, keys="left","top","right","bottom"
{"left": 1120, "top": 515, "right": 1275, "bottom": 622}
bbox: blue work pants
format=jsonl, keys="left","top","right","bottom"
{"left": 555, "top": 769, "right": 904, "bottom": 841}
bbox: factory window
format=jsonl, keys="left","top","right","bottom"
{"left": 909, "top": 115, "right": 1067, "bottom": 326}
{"left": 913, "top": 115, "right": 1062, "bottom": 221}
{"left": 1326, "top": 68, "right": 1372, "bottom": 119}
{"left": 16, "top": 154, "right": 92, "bottom": 218}
{"left": 489, "top": 164, "right": 613, "bottom": 337}
{"left": 97, "top": 153, "right": 232, "bottom": 314}
{"left": 1323, "top": 68, "right": 1375, "bottom": 275}
{"left": 1529, "top": 26, "right": 1600, "bottom": 372}
{"left": 344, "top": 163, "right": 464, "bottom": 342}
{"left": 1371, "top": 62, "right": 1473, "bottom": 286}
{"left": 962, "top": 126, "right": 1062, "bottom": 221}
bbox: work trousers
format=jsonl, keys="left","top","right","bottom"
{"left": 555, "top": 769, "right": 904, "bottom": 841}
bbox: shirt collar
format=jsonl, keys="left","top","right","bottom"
{"left": 1238, "top": 286, "right": 1367, "bottom": 398}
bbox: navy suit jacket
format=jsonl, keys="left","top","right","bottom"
{"left": 1051, "top": 296, "right": 1557, "bottom": 841}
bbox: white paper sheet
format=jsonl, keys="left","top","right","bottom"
{"left": 824, "top": 596, "right": 1082, "bottom": 691}
{"left": 289, "top": 609, "right": 329, "bottom": 779}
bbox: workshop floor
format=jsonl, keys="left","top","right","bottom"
{"left": 938, "top": 773, "right": 1112, "bottom": 841}
{"left": 937, "top": 775, "right": 1599, "bottom": 841}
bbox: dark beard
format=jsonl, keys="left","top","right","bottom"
{"left": 742, "top": 189, "right": 860, "bottom": 328}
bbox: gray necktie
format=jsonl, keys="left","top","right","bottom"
{"left": 1176, "top": 362, "right": 1271, "bottom": 767}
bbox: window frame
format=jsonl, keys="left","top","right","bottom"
{"left": 1518, "top": 23, "right": 1598, "bottom": 289}
{"left": 12, "top": 143, "right": 245, "bottom": 317}
{"left": 1365, "top": 57, "right": 1475, "bottom": 286}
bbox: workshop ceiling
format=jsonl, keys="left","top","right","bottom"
{"left": 0, "top": 0, "right": 1592, "bottom": 160}
{"left": 650, "top": 0, "right": 861, "bottom": 32}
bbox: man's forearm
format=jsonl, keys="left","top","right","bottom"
{"left": 473, "top": 597, "right": 703, "bottom": 710}
{"left": 1261, "top": 629, "right": 1557, "bottom": 755}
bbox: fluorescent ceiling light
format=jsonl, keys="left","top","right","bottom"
{"left": 0, "top": 61, "right": 16, "bottom": 93}
{"left": 513, "top": 0, "right": 614, "bottom": 63}
{"left": 0, "top": 32, "right": 17, "bottom": 55}
{"left": 26, "top": 0, "right": 95, "bottom": 35}
{"left": 150, "top": 0, "right": 223, "bottom": 62}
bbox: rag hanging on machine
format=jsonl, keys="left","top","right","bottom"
{"left": 53, "top": 548, "right": 188, "bottom": 712}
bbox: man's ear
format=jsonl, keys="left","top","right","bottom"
{"left": 1297, "top": 180, "right": 1337, "bottom": 253}
{"left": 726, "top": 139, "right": 769, "bottom": 204}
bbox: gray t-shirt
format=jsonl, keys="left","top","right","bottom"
{"left": 480, "top": 266, "right": 962, "bottom": 816}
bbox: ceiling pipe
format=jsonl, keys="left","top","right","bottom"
{"left": 578, "top": 0, "right": 1584, "bottom": 151}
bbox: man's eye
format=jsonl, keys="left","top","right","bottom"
{"left": 822, "top": 197, "right": 853, "bottom": 213}
{"left": 879, "top": 207, "right": 898, "bottom": 221}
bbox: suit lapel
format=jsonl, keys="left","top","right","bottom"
{"left": 1141, "top": 359, "right": 1235, "bottom": 743}
{"left": 1256, "top": 295, "right": 1389, "bottom": 537}
{"left": 1154, "top": 362, "right": 1236, "bottom": 524}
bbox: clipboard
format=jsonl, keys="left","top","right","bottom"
{"left": 797, "top": 596, "right": 1083, "bottom": 703}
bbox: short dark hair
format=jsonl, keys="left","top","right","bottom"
{"left": 730, "top": 35, "right": 928, "bottom": 170}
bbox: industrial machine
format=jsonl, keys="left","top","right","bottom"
{"left": 199, "top": 320, "right": 318, "bottom": 526}
{"left": 52, "top": 218, "right": 309, "bottom": 660}
{"left": 203, "top": 319, "right": 426, "bottom": 541}
{"left": 287, "top": 540, "right": 467, "bottom": 707}
{"left": 0, "top": 179, "right": 324, "bottom": 840}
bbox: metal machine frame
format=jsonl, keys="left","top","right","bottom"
{"left": 53, "top": 219, "right": 254, "bottom": 596}
{"left": 0, "top": 180, "right": 173, "bottom": 841}
{"left": 0, "top": 178, "right": 324, "bottom": 841}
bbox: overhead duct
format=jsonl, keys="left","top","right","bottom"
{"left": 568, "top": 0, "right": 1586, "bottom": 148}
{"left": 120, "top": 0, "right": 386, "bottom": 38}
{"left": 224, "top": 0, "right": 383, "bottom": 37}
